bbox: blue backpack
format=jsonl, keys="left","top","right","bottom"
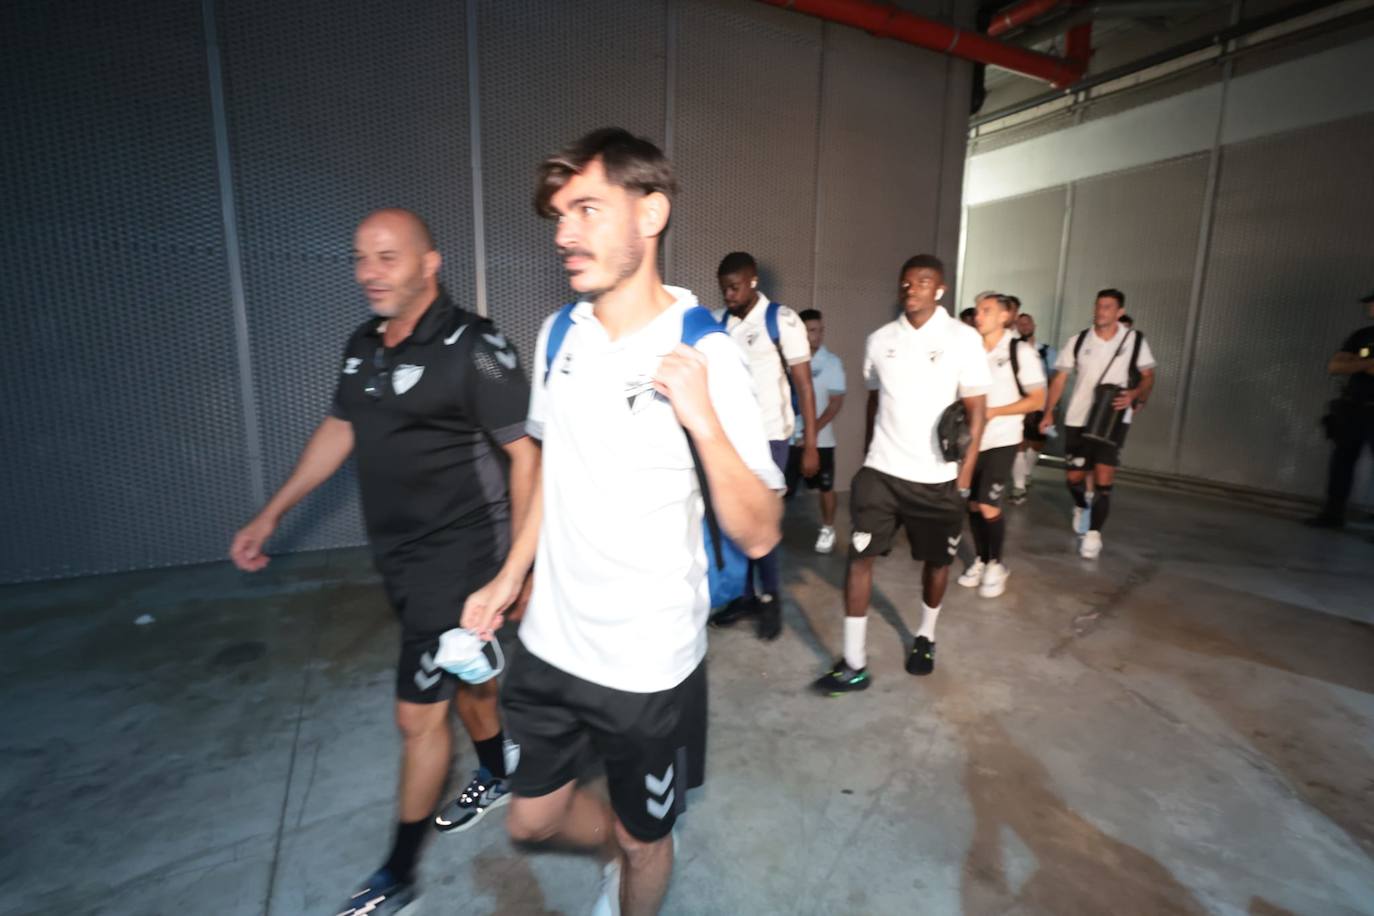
{"left": 543, "top": 303, "right": 749, "bottom": 609}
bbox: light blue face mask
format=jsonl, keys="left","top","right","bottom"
{"left": 435, "top": 628, "right": 505, "bottom": 685}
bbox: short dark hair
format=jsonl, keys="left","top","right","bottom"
{"left": 717, "top": 251, "right": 756, "bottom": 276}
{"left": 1003, "top": 295, "right": 1021, "bottom": 311}
{"left": 900, "top": 254, "right": 944, "bottom": 278}
{"left": 1097, "top": 288, "right": 1126, "bottom": 307}
{"left": 534, "top": 127, "right": 676, "bottom": 218}
{"left": 960, "top": 307, "right": 976, "bottom": 320}
{"left": 1120, "top": 313, "right": 1134, "bottom": 325}
{"left": 799, "top": 308, "right": 822, "bottom": 323}
{"left": 1019, "top": 311, "right": 1035, "bottom": 322}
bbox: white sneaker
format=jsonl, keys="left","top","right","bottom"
{"left": 814, "top": 525, "right": 836, "bottom": 554}
{"left": 591, "top": 834, "right": 676, "bottom": 916}
{"left": 978, "top": 561, "right": 1010, "bottom": 597}
{"left": 1072, "top": 506, "right": 1091, "bottom": 536}
{"left": 957, "top": 559, "right": 986, "bottom": 588}
{"left": 1080, "top": 530, "right": 1103, "bottom": 559}
{"left": 591, "top": 858, "right": 621, "bottom": 916}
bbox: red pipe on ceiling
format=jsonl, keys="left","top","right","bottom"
{"left": 987, "top": 0, "right": 1075, "bottom": 37}
{"left": 756, "top": 0, "right": 1086, "bottom": 88}
{"left": 1064, "top": 21, "right": 1093, "bottom": 65}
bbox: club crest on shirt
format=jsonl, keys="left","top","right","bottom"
{"left": 746, "top": 332, "right": 760, "bottom": 348}
{"left": 623, "top": 376, "right": 659, "bottom": 414}
{"left": 928, "top": 349, "right": 943, "bottom": 363}
{"left": 392, "top": 364, "right": 424, "bottom": 394}
{"left": 852, "top": 531, "right": 872, "bottom": 552}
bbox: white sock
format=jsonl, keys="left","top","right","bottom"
{"left": 1011, "top": 450, "right": 1028, "bottom": 489}
{"left": 843, "top": 616, "right": 868, "bottom": 670}
{"left": 1026, "top": 447, "right": 1039, "bottom": 471}
{"left": 917, "top": 603, "right": 941, "bottom": 641}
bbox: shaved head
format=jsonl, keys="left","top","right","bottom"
{"left": 359, "top": 207, "right": 435, "bottom": 252}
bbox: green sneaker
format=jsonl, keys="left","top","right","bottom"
{"left": 812, "top": 660, "right": 871, "bottom": 695}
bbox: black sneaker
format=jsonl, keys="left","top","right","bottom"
{"left": 434, "top": 769, "right": 510, "bottom": 833}
{"left": 336, "top": 867, "right": 416, "bottom": 916}
{"left": 906, "top": 636, "right": 936, "bottom": 676}
{"left": 755, "top": 594, "right": 781, "bottom": 641}
{"left": 710, "top": 596, "right": 758, "bottom": 628}
{"left": 812, "top": 660, "right": 871, "bottom": 695}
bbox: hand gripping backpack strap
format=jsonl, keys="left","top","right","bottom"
{"left": 680, "top": 306, "right": 729, "bottom": 571}
{"left": 680, "top": 306, "right": 750, "bottom": 607}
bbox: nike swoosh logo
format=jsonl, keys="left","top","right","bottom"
{"left": 444, "top": 325, "right": 468, "bottom": 346}
{"left": 482, "top": 332, "right": 507, "bottom": 349}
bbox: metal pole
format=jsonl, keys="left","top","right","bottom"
{"left": 466, "top": 0, "right": 489, "bottom": 317}
{"left": 201, "top": 0, "right": 265, "bottom": 508}
{"left": 1168, "top": 1, "right": 1240, "bottom": 472}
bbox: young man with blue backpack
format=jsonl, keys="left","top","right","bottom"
{"left": 709, "top": 251, "right": 820, "bottom": 640}
{"left": 460, "top": 128, "right": 783, "bottom": 916}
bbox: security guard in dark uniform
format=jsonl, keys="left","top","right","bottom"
{"left": 230, "top": 208, "right": 538, "bottom": 914}
{"left": 1307, "top": 290, "right": 1374, "bottom": 528}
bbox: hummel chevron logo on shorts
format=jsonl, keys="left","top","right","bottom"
{"left": 645, "top": 764, "right": 675, "bottom": 820}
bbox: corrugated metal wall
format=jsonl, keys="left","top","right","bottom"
{"left": 961, "top": 112, "right": 1374, "bottom": 499}
{"left": 0, "top": 0, "right": 974, "bottom": 583}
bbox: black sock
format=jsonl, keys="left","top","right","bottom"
{"left": 968, "top": 510, "right": 988, "bottom": 561}
{"left": 1090, "top": 485, "right": 1112, "bottom": 531}
{"left": 1068, "top": 478, "right": 1088, "bottom": 508}
{"left": 474, "top": 730, "right": 507, "bottom": 779}
{"left": 987, "top": 514, "right": 1006, "bottom": 561}
{"left": 383, "top": 819, "right": 428, "bottom": 882}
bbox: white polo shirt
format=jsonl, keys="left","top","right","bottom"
{"left": 791, "top": 345, "right": 846, "bottom": 449}
{"left": 1054, "top": 325, "right": 1156, "bottom": 427}
{"left": 724, "top": 293, "right": 811, "bottom": 442}
{"left": 522, "top": 287, "right": 784, "bottom": 693}
{"left": 863, "top": 308, "right": 992, "bottom": 483}
{"left": 981, "top": 332, "right": 1046, "bottom": 451}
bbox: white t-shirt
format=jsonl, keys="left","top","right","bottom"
{"left": 724, "top": 293, "right": 811, "bottom": 441}
{"left": 790, "top": 345, "right": 846, "bottom": 449}
{"left": 863, "top": 308, "right": 992, "bottom": 483}
{"left": 522, "top": 287, "right": 784, "bottom": 693}
{"left": 981, "top": 333, "right": 1046, "bottom": 451}
{"left": 1055, "top": 325, "right": 1157, "bottom": 427}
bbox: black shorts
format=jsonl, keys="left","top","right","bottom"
{"left": 971, "top": 445, "right": 1016, "bottom": 507}
{"left": 848, "top": 466, "right": 964, "bottom": 566}
{"left": 785, "top": 445, "right": 836, "bottom": 494}
{"left": 381, "top": 561, "right": 490, "bottom": 705}
{"left": 1064, "top": 424, "right": 1130, "bottom": 470}
{"left": 395, "top": 625, "right": 461, "bottom": 704}
{"left": 500, "top": 641, "right": 707, "bottom": 842}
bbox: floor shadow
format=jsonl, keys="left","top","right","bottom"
{"left": 957, "top": 713, "right": 1208, "bottom": 916}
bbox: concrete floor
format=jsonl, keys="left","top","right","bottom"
{"left": 4, "top": 469, "right": 1374, "bottom": 916}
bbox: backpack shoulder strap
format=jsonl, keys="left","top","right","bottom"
{"left": 1008, "top": 337, "right": 1025, "bottom": 397}
{"left": 765, "top": 300, "right": 782, "bottom": 343}
{"left": 1073, "top": 329, "right": 1088, "bottom": 361}
{"left": 1129, "top": 330, "right": 1144, "bottom": 374}
{"left": 542, "top": 302, "right": 578, "bottom": 383}
{"left": 679, "top": 306, "right": 729, "bottom": 568}
{"left": 681, "top": 305, "right": 725, "bottom": 347}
